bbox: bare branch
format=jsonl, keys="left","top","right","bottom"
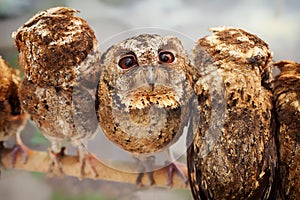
{"left": 1, "top": 148, "right": 189, "bottom": 189}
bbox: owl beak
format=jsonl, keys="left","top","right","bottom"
{"left": 146, "top": 66, "right": 155, "bottom": 91}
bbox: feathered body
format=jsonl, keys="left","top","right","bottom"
{"left": 96, "top": 34, "right": 195, "bottom": 155}
{"left": 187, "top": 27, "right": 277, "bottom": 199}
{"left": 13, "top": 7, "right": 100, "bottom": 175}
{"left": 273, "top": 60, "right": 300, "bottom": 199}
{"left": 0, "top": 56, "right": 26, "bottom": 142}
{"left": 13, "top": 7, "right": 99, "bottom": 148}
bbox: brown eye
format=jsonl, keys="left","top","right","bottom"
{"left": 118, "top": 55, "right": 137, "bottom": 69}
{"left": 159, "top": 51, "right": 175, "bottom": 63}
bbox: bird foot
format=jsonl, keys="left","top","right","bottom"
{"left": 78, "top": 151, "right": 98, "bottom": 180}
{"left": 165, "top": 161, "right": 188, "bottom": 187}
{"left": 135, "top": 156, "right": 155, "bottom": 187}
{"left": 10, "top": 143, "right": 31, "bottom": 167}
{"left": 136, "top": 171, "right": 155, "bottom": 188}
{"left": 0, "top": 142, "right": 4, "bottom": 175}
{"left": 48, "top": 147, "right": 65, "bottom": 177}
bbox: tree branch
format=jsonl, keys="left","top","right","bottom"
{"left": 1, "top": 148, "right": 189, "bottom": 189}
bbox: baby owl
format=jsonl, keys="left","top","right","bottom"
{"left": 13, "top": 7, "right": 101, "bottom": 177}
{"left": 187, "top": 27, "right": 277, "bottom": 199}
{"left": 95, "top": 34, "right": 196, "bottom": 186}
{"left": 273, "top": 60, "right": 300, "bottom": 199}
{"left": 0, "top": 56, "right": 28, "bottom": 169}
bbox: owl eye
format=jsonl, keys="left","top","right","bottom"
{"left": 118, "top": 55, "right": 137, "bottom": 69}
{"left": 158, "top": 51, "right": 175, "bottom": 63}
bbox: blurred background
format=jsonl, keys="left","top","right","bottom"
{"left": 0, "top": 0, "right": 299, "bottom": 199}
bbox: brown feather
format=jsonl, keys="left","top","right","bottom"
{"left": 187, "top": 27, "right": 277, "bottom": 199}
{"left": 273, "top": 60, "right": 300, "bottom": 199}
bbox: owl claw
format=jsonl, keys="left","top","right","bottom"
{"left": 10, "top": 143, "right": 30, "bottom": 167}
{"left": 0, "top": 142, "right": 4, "bottom": 175}
{"left": 48, "top": 147, "right": 65, "bottom": 176}
{"left": 78, "top": 151, "right": 98, "bottom": 179}
{"left": 136, "top": 171, "right": 155, "bottom": 187}
{"left": 134, "top": 156, "right": 155, "bottom": 187}
{"left": 166, "top": 161, "right": 188, "bottom": 187}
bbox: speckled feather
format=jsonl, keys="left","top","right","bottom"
{"left": 273, "top": 60, "right": 300, "bottom": 200}
{"left": 96, "top": 34, "right": 195, "bottom": 155}
{"left": 0, "top": 56, "right": 26, "bottom": 142}
{"left": 187, "top": 27, "right": 277, "bottom": 199}
{"left": 13, "top": 7, "right": 100, "bottom": 149}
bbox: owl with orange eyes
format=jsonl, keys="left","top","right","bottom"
{"left": 95, "top": 34, "right": 196, "bottom": 186}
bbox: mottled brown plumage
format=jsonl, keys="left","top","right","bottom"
{"left": 0, "top": 57, "right": 26, "bottom": 140}
{"left": 187, "top": 27, "right": 277, "bottom": 199}
{"left": 273, "top": 60, "right": 300, "bottom": 199}
{"left": 0, "top": 56, "right": 28, "bottom": 167}
{"left": 13, "top": 7, "right": 101, "bottom": 177}
{"left": 95, "top": 34, "right": 195, "bottom": 185}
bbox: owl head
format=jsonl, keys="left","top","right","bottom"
{"left": 12, "top": 7, "right": 99, "bottom": 88}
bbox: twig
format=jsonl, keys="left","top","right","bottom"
{"left": 1, "top": 148, "right": 189, "bottom": 189}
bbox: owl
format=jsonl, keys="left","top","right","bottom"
{"left": 13, "top": 7, "right": 101, "bottom": 177}
{"left": 273, "top": 60, "right": 300, "bottom": 199}
{"left": 95, "top": 34, "right": 196, "bottom": 186}
{"left": 187, "top": 27, "right": 277, "bottom": 199}
{"left": 0, "top": 56, "right": 28, "bottom": 168}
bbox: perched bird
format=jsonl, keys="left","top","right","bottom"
{"left": 95, "top": 34, "right": 195, "bottom": 186}
{"left": 273, "top": 60, "right": 300, "bottom": 199}
{"left": 187, "top": 27, "right": 277, "bottom": 199}
{"left": 0, "top": 56, "right": 28, "bottom": 168}
{"left": 13, "top": 7, "right": 101, "bottom": 177}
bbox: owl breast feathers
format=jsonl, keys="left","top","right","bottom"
{"left": 96, "top": 34, "right": 196, "bottom": 155}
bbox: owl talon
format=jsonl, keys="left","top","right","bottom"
{"left": 10, "top": 143, "right": 30, "bottom": 167}
{"left": 134, "top": 156, "right": 155, "bottom": 187}
{"left": 136, "top": 171, "right": 155, "bottom": 187}
{"left": 166, "top": 161, "right": 188, "bottom": 187}
{"left": 0, "top": 142, "right": 4, "bottom": 175}
{"left": 135, "top": 172, "right": 143, "bottom": 187}
{"left": 48, "top": 147, "right": 65, "bottom": 176}
{"left": 10, "top": 130, "right": 30, "bottom": 167}
{"left": 78, "top": 151, "right": 98, "bottom": 179}
{"left": 147, "top": 171, "right": 155, "bottom": 186}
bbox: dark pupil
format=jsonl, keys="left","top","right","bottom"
{"left": 160, "top": 53, "right": 169, "bottom": 62}
{"left": 125, "top": 58, "right": 133, "bottom": 67}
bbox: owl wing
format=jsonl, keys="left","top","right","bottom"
{"left": 0, "top": 56, "right": 25, "bottom": 141}
{"left": 13, "top": 7, "right": 101, "bottom": 143}
{"left": 273, "top": 60, "right": 300, "bottom": 199}
{"left": 186, "top": 27, "right": 277, "bottom": 199}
